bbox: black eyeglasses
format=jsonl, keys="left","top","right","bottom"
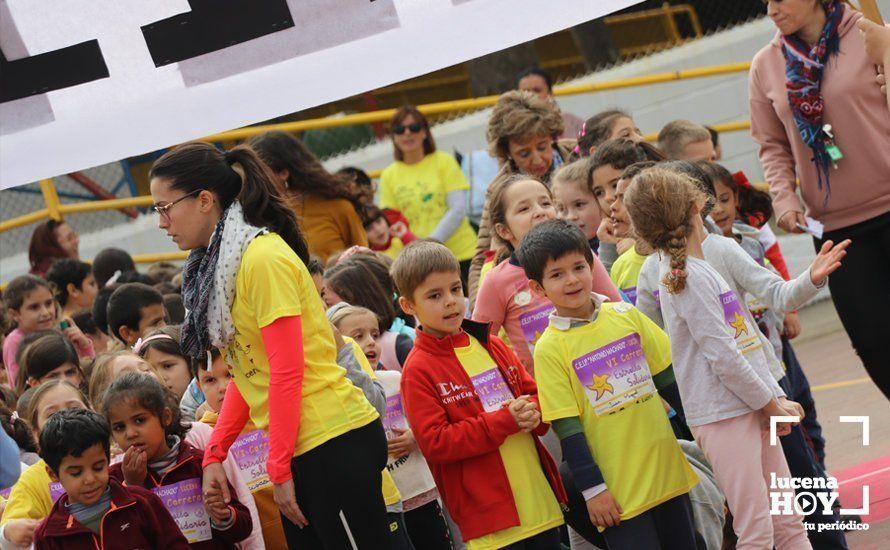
{"left": 393, "top": 123, "right": 423, "bottom": 135}
{"left": 153, "top": 189, "right": 203, "bottom": 220}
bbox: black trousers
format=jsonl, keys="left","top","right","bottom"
{"left": 404, "top": 500, "right": 453, "bottom": 550}
{"left": 281, "top": 420, "right": 390, "bottom": 550}
{"left": 501, "top": 527, "right": 562, "bottom": 549}
{"left": 815, "top": 211, "right": 890, "bottom": 399}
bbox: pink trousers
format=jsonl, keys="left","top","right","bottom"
{"left": 692, "top": 411, "right": 811, "bottom": 550}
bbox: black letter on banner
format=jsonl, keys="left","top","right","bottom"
{"left": 0, "top": 41, "right": 109, "bottom": 103}
{"left": 142, "top": 0, "right": 295, "bottom": 67}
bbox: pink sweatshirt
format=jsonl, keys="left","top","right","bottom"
{"left": 472, "top": 254, "right": 620, "bottom": 375}
{"left": 749, "top": 7, "right": 890, "bottom": 232}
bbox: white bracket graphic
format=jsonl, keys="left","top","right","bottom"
{"left": 769, "top": 416, "right": 801, "bottom": 446}
{"left": 840, "top": 416, "right": 870, "bottom": 446}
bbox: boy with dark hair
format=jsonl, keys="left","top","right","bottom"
{"left": 391, "top": 241, "right": 567, "bottom": 548}
{"left": 45, "top": 259, "right": 97, "bottom": 317}
{"left": 516, "top": 219, "right": 698, "bottom": 549}
{"left": 106, "top": 283, "right": 166, "bottom": 347}
{"left": 91, "top": 248, "right": 135, "bottom": 289}
{"left": 33, "top": 408, "right": 189, "bottom": 549}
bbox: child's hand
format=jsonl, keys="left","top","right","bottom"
{"left": 390, "top": 221, "right": 409, "bottom": 240}
{"left": 4, "top": 518, "right": 40, "bottom": 547}
{"left": 597, "top": 219, "right": 619, "bottom": 244}
{"left": 508, "top": 397, "right": 541, "bottom": 432}
{"left": 810, "top": 239, "right": 851, "bottom": 286}
{"left": 202, "top": 463, "right": 230, "bottom": 506}
{"left": 330, "top": 325, "right": 347, "bottom": 351}
{"left": 779, "top": 397, "right": 805, "bottom": 421}
{"left": 782, "top": 311, "right": 801, "bottom": 340}
{"left": 877, "top": 67, "right": 887, "bottom": 95}
{"left": 616, "top": 238, "right": 635, "bottom": 256}
{"left": 586, "top": 490, "right": 623, "bottom": 528}
{"left": 121, "top": 445, "right": 148, "bottom": 485}
{"left": 61, "top": 318, "right": 93, "bottom": 357}
{"left": 761, "top": 399, "right": 798, "bottom": 437}
{"left": 387, "top": 427, "right": 418, "bottom": 458}
{"left": 204, "top": 484, "right": 233, "bottom": 525}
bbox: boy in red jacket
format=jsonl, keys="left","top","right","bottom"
{"left": 391, "top": 241, "right": 567, "bottom": 549}
{"left": 33, "top": 409, "right": 190, "bottom": 550}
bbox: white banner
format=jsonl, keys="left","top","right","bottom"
{"left": 0, "top": 0, "right": 639, "bottom": 191}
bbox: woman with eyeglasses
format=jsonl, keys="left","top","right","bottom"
{"left": 149, "top": 142, "right": 390, "bottom": 550}
{"left": 28, "top": 219, "right": 80, "bottom": 277}
{"left": 248, "top": 131, "right": 368, "bottom": 263}
{"left": 380, "top": 105, "right": 477, "bottom": 284}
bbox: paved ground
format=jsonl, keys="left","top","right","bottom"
{"left": 793, "top": 300, "right": 890, "bottom": 549}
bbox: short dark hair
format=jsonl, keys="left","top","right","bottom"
{"left": 306, "top": 258, "right": 324, "bottom": 277}
{"left": 107, "top": 283, "right": 164, "bottom": 343}
{"left": 517, "top": 67, "right": 553, "bottom": 92}
{"left": 101, "top": 372, "right": 189, "bottom": 440}
{"left": 163, "top": 294, "right": 185, "bottom": 325}
{"left": 92, "top": 286, "right": 116, "bottom": 336}
{"left": 116, "top": 270, "right": 156, "bottom": 286}
{"left": 92, "top": 248, "right": 135, "bottom": 289}
{"left": 45, "top": 259, "right": 92, "bottom": 307}
{"left": 70, "top": 309, "right": 98, "bottom": 336}
{"left": 515, "top": 219, "right": 593, "bottom": 284}
{"left": 38, "top": 408, "right": 110, "bottom": 473}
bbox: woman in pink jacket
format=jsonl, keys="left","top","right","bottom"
{"left": 749, "top": 0, "right": 890, "bottom": 399}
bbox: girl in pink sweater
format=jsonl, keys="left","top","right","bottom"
{"left": 473, "top": 176, "right": 619, "bottom": 375}
{"left": 750, "top": 0, "right": 890, "bottom": 399}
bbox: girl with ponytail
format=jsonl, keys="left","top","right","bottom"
{"left": 624, "top": 166, "right": 849, "bottom": 549}
{"left": 149, "top": 142, "right": 389, "bottom": 549}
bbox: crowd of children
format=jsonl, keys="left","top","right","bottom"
{"left": 1, "top": 45, "right": 878, "bottom": 549}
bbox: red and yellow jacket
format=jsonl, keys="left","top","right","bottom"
{"left": 34, "top": 478, "right": 190, "bottom": 550}
{"left": 400, "top": 319, "right": 567, "bottom": 541}
{"left": 109, "top": 440, "right": 252, "bottom": 549}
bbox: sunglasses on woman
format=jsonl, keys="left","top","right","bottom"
{"left": 393, "top": 123, "right": 423, "bottom": 135}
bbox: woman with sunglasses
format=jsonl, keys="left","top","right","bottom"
{"left": 28, "top": 219, "right": 80, "bottom": 277}
{"left": 467, "top": 90, "right": 575, "bottom": 305}
{"left": 380, "top": 105, "right": 477, "bottom": 283}
{"left": 248, "top": 131, "right": 368, "bottom": 263}
{"left": 149, "top": 142, "right": 390, "bottom": 550}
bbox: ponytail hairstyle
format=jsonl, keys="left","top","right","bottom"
{"left": 588, "top": 139, "right": 665, "bottom": 192}
{"left": 623, "top": 167, "right": 707, "bottom": 294}
{"left": 248, "top": 131, "right": 363, "bottom": 210}
{"left": 488, "top": 174, "right": 551, "bottom": 255}
{"left": 0, "top": 403, "right": 38, "bottom": 454}
{"left": 576, "top": 109, "right": 633, "bottom": 157}
{"left": 323, "top": 254, "right": 401, "bottom": 331}
{"left": 699, "top": 163, "right": 774, "bottom": 228}
{"left": 149, "top": 142, "right": 309, "bottom": 263}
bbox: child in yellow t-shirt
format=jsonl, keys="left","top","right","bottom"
{"left": 517, "top": 219, "right": 699, "bottom": 550}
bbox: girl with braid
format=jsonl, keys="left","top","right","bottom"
{"left": 624, "top": 167, "right": 848, "bottom": 549}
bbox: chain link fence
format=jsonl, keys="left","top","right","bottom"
{"left": 0, "top": 161, "right": 144, "bottom": 260}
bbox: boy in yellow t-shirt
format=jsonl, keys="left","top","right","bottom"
{"left": 517, "top": 219, "right": 699, "bottom": 550}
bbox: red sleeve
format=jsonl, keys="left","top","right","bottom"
{"left": 211, "top": 483, "right": 254, "bottom": 545}
{"left": 401, "top": 361, "right": 519, "bottom": 465}
{"left": 260, "top": 315, "right": 305, "bottom": 484}
{"left": 764, "top": 242, "right": 791, "bottom": 281}
{"left": 591, "top": 253, "right": 622, "bottom": 302}
{"left": 203, "top": 382, "right": 250, "bottom": 468}
{"left": 400, "top": 230, "right": 417, "bottom": 245}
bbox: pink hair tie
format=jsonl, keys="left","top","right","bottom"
{"left": 132, "top": 333, "right": 175, "bottom": 355}
{"left": 572, "top": 122, "right": 588, "bottom": 155}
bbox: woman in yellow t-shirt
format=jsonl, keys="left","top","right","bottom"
{"left": 380, "top": 105, "right": 477, "bottom": 283}
{"left": 249, "top": 131, "right": 368, "bottom": 263}
{"left": 148, "top": 142, "right": 388, "bottom": 550}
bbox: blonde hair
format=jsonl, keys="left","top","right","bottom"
{"left": 390, "top": 241, "right": 461, "bottom": 301}
{"left": 88, "top": 351, "right": 150, "bottom": 408}
{"left": 551, "top": 159, "right": 591, "bottom": 192}
{"left": 623, "top": 167, "right": 706, "bottom": 294}
{"left": 330, "top": 305, "right": 378, "bottom": 330}
{"left": 657, "top": 120, "right": 711, "bottom": 160}
{"left": 487, "top": 91, "right": 564, "bottom": 164}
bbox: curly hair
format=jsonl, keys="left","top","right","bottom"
{"left": 623, "top": 167, "right": 707, "bottom": 294}
{"left": 486, "top": 91, "right": 564, "bottom": 164}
